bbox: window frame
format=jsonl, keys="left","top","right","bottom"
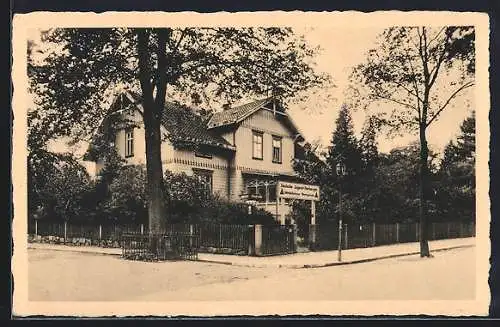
{"left": 272, "top": 135, "right": 282, "bottom": 164}
{"left": 252, "top": 130, "right": 264, "bottom": 160}
{"left": 124, "top": 127, "right": 134, "bottom": 158}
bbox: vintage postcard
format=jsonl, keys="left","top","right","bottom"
{"left": 11, "top": 11, "right": 490, "bottom": 317}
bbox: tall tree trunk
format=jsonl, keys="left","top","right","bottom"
{"left": 143, "top": 110, "right": 166, "bottom": 234}
{"left": 136, "top": 29, "right": 166, "bottom": 235}
{"left": 419, "top": 123, "right": 431, "bottom": 257}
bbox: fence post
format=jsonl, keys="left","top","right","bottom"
{"left": 447, "top": 222, "right": 451, "bottom": 238}
{"left": 189, "top": 224, "right": 194, "bottom": 248}
{"left": 140, "top": 224, "right": 144, "bottom": 235}
{"left": 254, "top": 224, "right": 262, "bottom": 256}
{"left": 293, "top": 225, "right": 298, "bottom": 252}
{"left": 64, "top": 221, "right": 67, "bottom": 244}
{"left": 372, "top": 222, "right": 376, "bottom": 246}
{"left": 309, "top": 224, "right": 317, "bottom": 250}
{"left": 99, "top": 224, "right": 102, "bottom": 240}
{"left": 35, "top": 220, "right": 38, "bottom": 237}
{"left": 292, "top": 225, "right": 298, "bottom": 253}
{"left": 432, "top": 223, "right": 436, "bottom": 240}
{"left": 248, "top": 225, "right": 254, "bottom": 255}
{"left": 219, "top": 224, "right": 223, "bottom": 248}
{"left": 396, "top": 223, "right": 400, "bottom": 243}
{"left": 416, "top": 222, "right": 419, "bottom": 241}
{"left": 344, "top": 224, "right": 348, "bottom": 249}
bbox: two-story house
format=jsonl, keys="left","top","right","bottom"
{"left": 85, "top": 90, "right": 313, "bottom": 224}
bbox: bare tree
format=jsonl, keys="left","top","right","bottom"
{"left": 349, "top": 26, "right": 475, "bottom": 257}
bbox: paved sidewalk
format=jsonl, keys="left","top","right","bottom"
{"left": 198, "top": 237, "right": 475, "bottom": 268}
{"left": 28, "top": 237, "right": 475, "bottom": 269}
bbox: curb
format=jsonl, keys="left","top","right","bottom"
{"left": 196, "top": 244, "right": 475, "bottom": 269}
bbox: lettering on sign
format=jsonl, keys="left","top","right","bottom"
{"left": 277, "top": 182, "right": 320, "bottom": 201}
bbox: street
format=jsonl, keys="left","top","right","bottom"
{"left": 28, "top": 246, "right": 475, "bottom": 301}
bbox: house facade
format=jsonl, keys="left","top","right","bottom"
{"left": 86, "top": 90, "right": 313, "bottom": 224}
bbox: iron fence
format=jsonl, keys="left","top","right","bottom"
{"left": 121, "top": 232, "right": 199, "bottom": 261}
{"left": 313, "top": 221, "right": 475, "bottom": 251}
{"left": 198, "top": 223, "right": 250, "bottom": 254}
{"left": 260, "top": 225, "right": 296, "bottom": 256}
{"left": 397, "top": 222, "right": 419, "bottom": 243}
{"left": 28, "top": 220, "right": 475, "bottom": 257}
{"left": 29, "top": 221, "right": 146, "bottom": 247}
{"left": 345, "top": 223, "right": 373, "bottom": 249}
{"left": 374, "top": 223, "right": 398, "bottom": 246}
{"left": 313, "top": 221, "right": 339, "bottom": 251}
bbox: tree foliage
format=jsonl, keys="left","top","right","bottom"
{"left": 349, "top": 26, "right": 475, "bottom": 256}
{"left": 436, "top": 112, "right": 475, "bottom": 222}
{"left": 323, "top": 104, "right": 363, "bottom": 223}
{"left": 28, "top": 153, "right": 91, "bottom": 223}
{"left": 325, "top": 104, "right": 363, "bottom": 178}
{"left": 29, "top": 27, "right": 328, "bottom": 232}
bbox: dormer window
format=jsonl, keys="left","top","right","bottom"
{"left": 125, "top": 128, "right": 134, "bottom": 158}
{"left": 195, "top": 150, "right": 213, "bottom": 159}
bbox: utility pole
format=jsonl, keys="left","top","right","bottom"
{"left": 336, "top": 161, "right": 346, "bottom": 262}
{"left": 338, "top": 181, "right": 343, "bottom": 262}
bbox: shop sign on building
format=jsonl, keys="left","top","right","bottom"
{"left": 277, "top": 182, "right": 320, "bottom": 201}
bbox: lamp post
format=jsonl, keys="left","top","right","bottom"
{"left": 336, "top": 161, "right": 346, "bottom": 262}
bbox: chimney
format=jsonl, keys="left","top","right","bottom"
{"left": 222, "top": 103, "right": 231, "bottom": 111}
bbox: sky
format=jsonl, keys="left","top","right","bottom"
{"left": 286, "top": 27, "right": 474, "bottom": 155}
{"left": 28, "top": 26, "right": 475, "bottom": 157}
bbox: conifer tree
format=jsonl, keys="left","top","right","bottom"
{"left": 324, "top": 104, "right": 363, "bottom": 224}
{"left": 326, "top": 104, "right": 362, "bottom": 180}
{"left": 437, "top": 111, "right": 475, "bottom": 222}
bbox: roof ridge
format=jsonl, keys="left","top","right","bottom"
{"left": 119, "top": 91, "right": 234, "bottom": 150}
{"left": 207, "top": 97, "right": 274, "bottom": 129}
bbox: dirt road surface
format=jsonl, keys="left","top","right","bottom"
{"left": 28, "top": 246, "right": 475, "bottom": 301}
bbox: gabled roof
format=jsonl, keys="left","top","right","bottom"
{"left": 122, "top": 91, "right": 235, "bottom": 150}
{"left": 160, "top": 102, "right": 235, "bottom": 150}
{"left": 207, "top": 97, "right": 273, "bottom": 129}
{"left": 207, "top": 97, "right": 305, "bottom": 143}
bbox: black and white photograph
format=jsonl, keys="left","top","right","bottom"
{"left": 11, "top": 11, "right": 490, "bottom": 316}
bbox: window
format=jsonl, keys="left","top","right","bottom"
{"left": 195, "top": 150, "right": 213, "bottom": 159}
{"left": 272, "top": 136, "right": 282, "bottom": 163}
{"left": 252, "top": 131, "right": 263, "bottom": 160}
{"left": 245, "top": 179, "right": 277, "bottom": 203}
{"left": 125, "top": 128, "right": 134, "bottom": 158}
{"left": 193, "top": 169, "right": 213, "bottom": 194}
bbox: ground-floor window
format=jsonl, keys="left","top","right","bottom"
{"left": 244, "top": 178, "right": 277, "bottom": 203}
{"left": 193, "top": 168, "right": 213, "bottom": 194}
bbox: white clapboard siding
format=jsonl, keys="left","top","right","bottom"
{"left": 235, "top": 109, "right": 296, "bottom": 174}
{"left": 171, "top": 149, "right": 230, "bottom": 200}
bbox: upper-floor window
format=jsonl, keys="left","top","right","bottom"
{"left": 252, "top": 131, "right": 263, "bottom": 160}
{"left": 125, "top": 128, "right": 134, "bottom": 158}
{"left": 272, "top": 136, "right": 282, "bottom": 163}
